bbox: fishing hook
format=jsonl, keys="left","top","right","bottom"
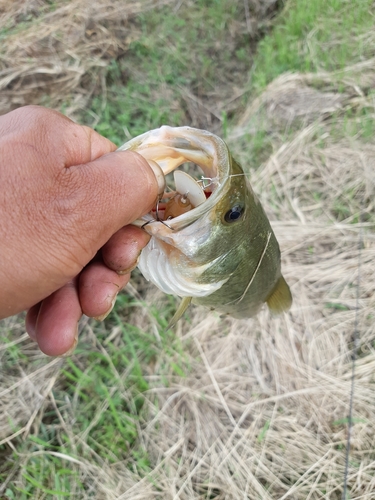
{"left": 198, "top": 176, "right": 219, "bottom": 189}
{"left": 141, "top": 198, "right": 174, "bottom": 230}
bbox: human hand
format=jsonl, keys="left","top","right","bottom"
{"left": 0, "top": 106, "right": 163, "bottom": 356}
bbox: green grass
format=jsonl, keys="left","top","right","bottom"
{"left": 2, "top": 0, "right": 375, "bottom": 496}
{"left": 231, "top": 0, "right": 375, "bottom": 169}
{"left": 83, "top": 0, "right": 258, "bottom": 143}
{"left": 85, "top": 0, "right": 375, "bottom": 157}
{"left": 251, "top": 0, "right": 374, "bottom": 91}
{"left": 0, "top": 291, "right": 192, "bottom": 497}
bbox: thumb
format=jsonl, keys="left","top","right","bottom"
{"left": 64, "top": 150, "right": 164, "bottom": 251}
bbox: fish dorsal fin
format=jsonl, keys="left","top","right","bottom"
{"left": 266, "top": 275, "right": 292, "bottom": 314}
{"left": 168, "top": 296, "right": 192, "bottom": 329}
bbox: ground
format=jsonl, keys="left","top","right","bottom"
{"left": 0, "top": 0, "right": 374, "bottom": 498}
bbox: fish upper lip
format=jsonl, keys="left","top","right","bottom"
{"left": 119, "top": 125, "right": 231, "bottom": 230}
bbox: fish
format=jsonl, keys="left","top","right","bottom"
{"left": 118, "top": 126, "right": 292, "bottom": 326}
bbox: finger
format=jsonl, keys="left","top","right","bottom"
{"left": 62, "top": 121, "right": 118, "bottom": 165}
{"left": 102, "top": 225, "right": 150, "bottom": 274}
{"left": 72, "top": 150, "right": 162, "bottom": 228}
{"left": 55, "top": 150, "right": 163, "bottom": 266}
{"left": 79, "top": 261, "right": 130, "bottom": 319}
{"left": 25, "top": 302, "right": 42, "bottom": 341}
{"left": 0, "top": 106, "right": 118, "bottom": 168}
{"left": 35, "top": 280, "right": 82, "bottom": 356}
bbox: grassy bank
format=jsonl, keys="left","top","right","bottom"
{"left": 252, "top": 0, "right": 374, "bottom": 90}
{"left": 1, "top": 0, "right": 374, "bottom": 498}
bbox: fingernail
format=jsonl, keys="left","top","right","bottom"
{"left": 94, "top": 294, "right": 117, "bottom": 322}
{"left": 117, "top": 253, "right": 141, "bottom": 275}
{"left": 27, "top": 330, "right": 37, "bottom": 342}
{"left": 147, "top": 160, "right": 166, "bottom": 198}
{"left": 60, "top": 325, "right": 79, "bottom": 357}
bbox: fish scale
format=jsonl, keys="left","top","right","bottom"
{"left": 118, "top": 126, "right": 292, "bottom": 326}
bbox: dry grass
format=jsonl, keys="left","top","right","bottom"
{"left": 0, "top": 0, "right": 174, "bottom": 116}
{"left": 2, "top": 67, "right": 375, "bottom": 497}
{"left": 122, "top": 72, "right": 375, "bottom": 498}
{"left": 0, "top": 0, "right": 280, "bottom": 130}
{"left": 235, "top": 61, "right": 375, "bottom": 131}
{"left": 1, "top": 2, "right": 375, "bottom": 499}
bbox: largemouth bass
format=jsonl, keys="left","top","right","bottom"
{"left": 118, "top": 126, "right": 292, "bottom": 325}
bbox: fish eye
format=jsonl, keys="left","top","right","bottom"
{"left": 224, "top": 205, "right": 244, "bottom": 223}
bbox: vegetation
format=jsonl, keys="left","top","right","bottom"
{"left": 0, "top": 0, "right": 374, "bottom": 498}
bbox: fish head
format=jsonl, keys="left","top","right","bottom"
{"left": 118, "top": 126, "right": 291, "bottom": 317}
{"left": 118, "top": 125, "right": 250, "bottom": 232}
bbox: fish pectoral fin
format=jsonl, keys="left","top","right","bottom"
{"left": 266, "top": 275, "right": 292, "bottom": 314}
{"left": 168, "top": 296, "right": 192, "bottom": 329}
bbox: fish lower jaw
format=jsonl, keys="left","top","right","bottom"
{"left": 138, "top": 239, "right": 226, "bottom": 298}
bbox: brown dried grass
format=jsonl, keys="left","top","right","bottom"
{"left": 2, "top": 69, "right": 375, "bottom": 497}
{"left": 124, "top": 75, "right": 375, "bottom": 498}
{"left": 0, "top": 0, "right": 173, "bottom": 116}
{"left": 1, "top": 9, "right": 375, "bottom": 500}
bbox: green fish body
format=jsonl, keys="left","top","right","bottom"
{"left": 118, "top": 126, "right": 292, "bottom": 324}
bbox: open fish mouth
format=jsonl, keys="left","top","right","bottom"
{"left": 118, "top": 126, "right": 231, "bottom": 231}
{"left": 118, "top": 126, "right": 292, "bottom": 321}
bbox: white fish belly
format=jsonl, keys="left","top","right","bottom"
{"left": 138, "top": 238, "right": 227, "bottom": 298}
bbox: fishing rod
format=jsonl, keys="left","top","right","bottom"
{"left": 342, "top": 211, "right": 364, "bottom": 500}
